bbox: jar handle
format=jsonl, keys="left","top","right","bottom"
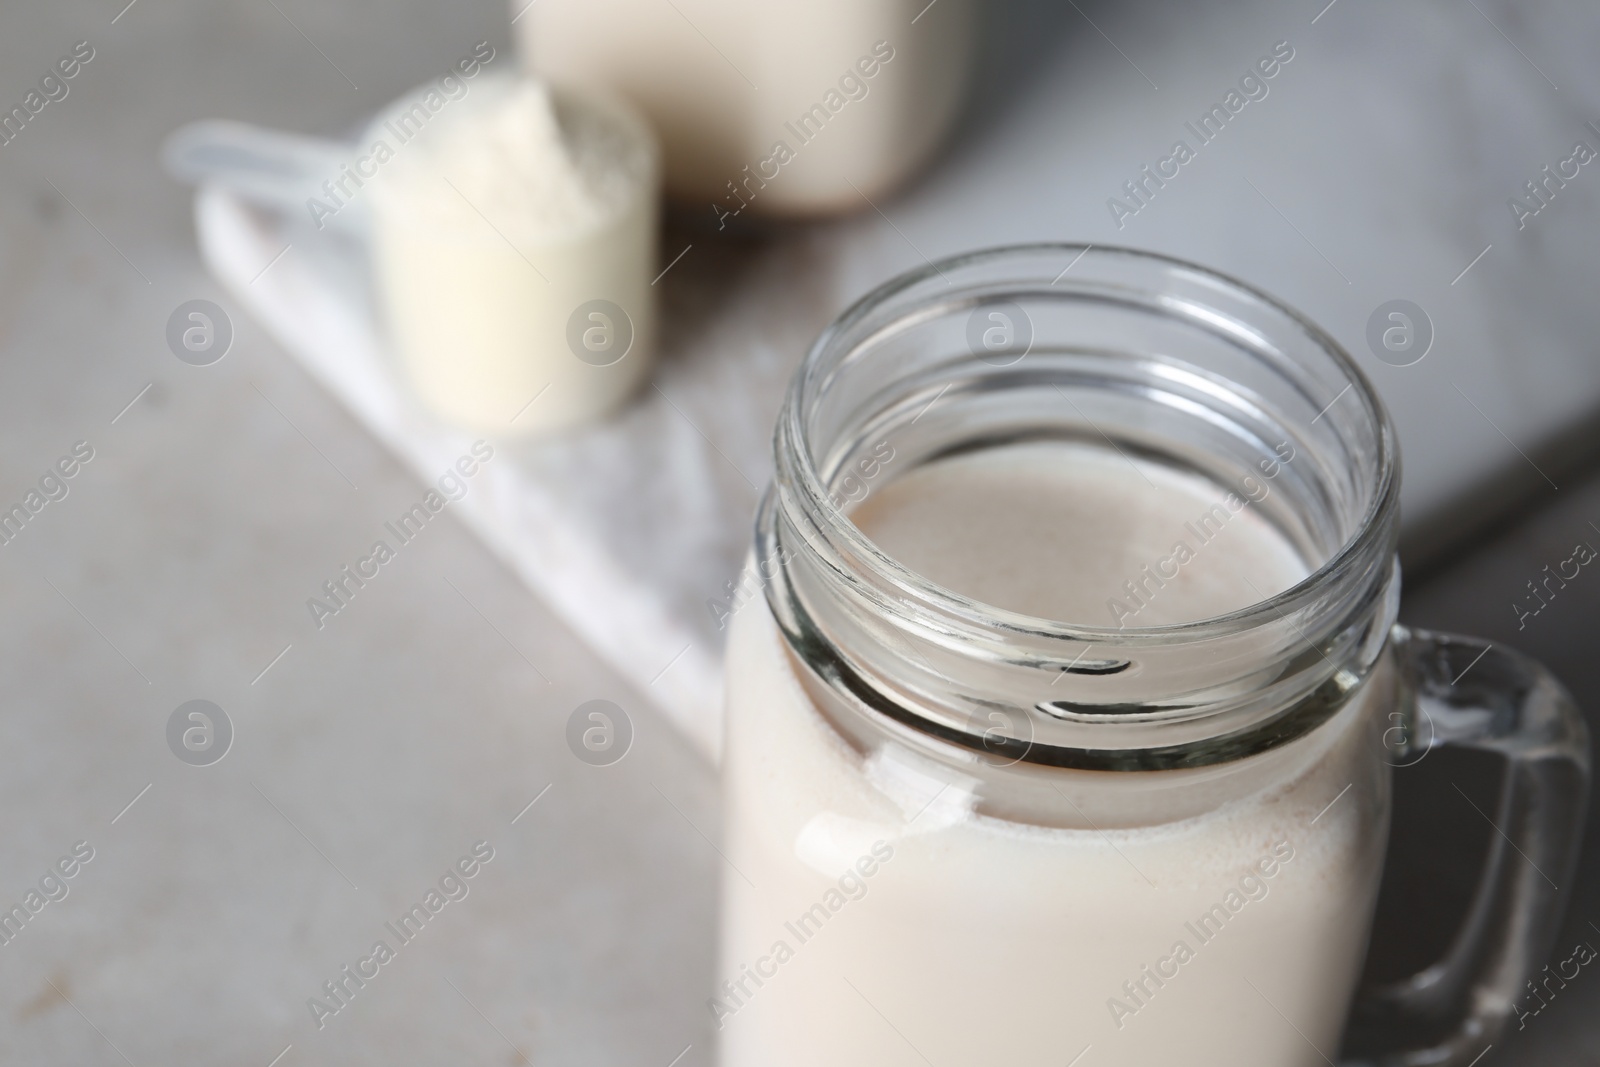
{"left": 1342, "top": 626, "right": 1590, "bottom": 1065}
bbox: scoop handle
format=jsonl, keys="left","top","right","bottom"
{"left": 162, "top": 119, "right": 364, "bottom": 233}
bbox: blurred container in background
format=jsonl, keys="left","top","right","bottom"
{"left": 517, "top": 0, "right": 977, "bottom": 221}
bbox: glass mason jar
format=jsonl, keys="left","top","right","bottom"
{"left": 716, "top": 245, "right": 1590, "bottom": 1067}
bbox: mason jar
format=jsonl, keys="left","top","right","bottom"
{"left": 715, "top": 245, "right": 1590, "bottom": 1066}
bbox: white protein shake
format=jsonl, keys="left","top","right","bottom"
{"left": 718, "top": 440, "right": 1391, "bottom": 1066}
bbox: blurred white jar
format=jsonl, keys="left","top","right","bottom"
{"left": 368, "top": 74, "right": 658, "bottom": 434}
{"left": 516, "top": 0, "right": 976, "bottom": 220}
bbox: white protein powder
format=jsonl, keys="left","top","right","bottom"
{"left": 369, "top": 74, "right": 659, "bottom": 433}
{"left": 379, "top": 78, "right": 650, "bottom": 240}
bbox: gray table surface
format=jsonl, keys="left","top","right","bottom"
{"left": 0, "top": 1, "right": 1595, "bottom": 1065}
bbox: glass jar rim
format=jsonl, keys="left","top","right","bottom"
{"left": 775, "top": 242, "right": 1400, "bottom": 648}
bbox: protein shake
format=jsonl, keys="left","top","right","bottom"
{"left": 716, "top": 440, "right": 1389, "bottom": 1067}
